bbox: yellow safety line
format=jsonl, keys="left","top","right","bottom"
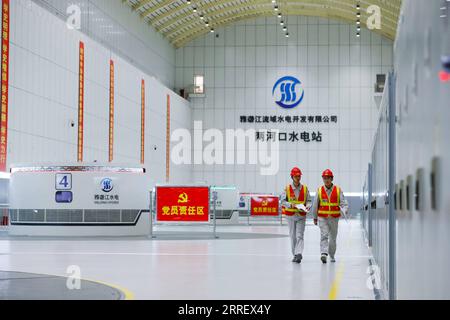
{"left": 327, "top": 220, "right": 353, "bottom": 300}
{"left": 328, "top": 262, "right": 345, "bottom": 300}
{"left": 85, "top": 278, "right": 135, "bottom": 300}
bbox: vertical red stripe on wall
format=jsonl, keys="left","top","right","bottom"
{"left": 141, "top": 79, "right": 145, "bottom": 165}
{"left": 0, "top": 0, "right": 10, "bottom": 172}
{"left": 109, "top": 60, "right": 114, "bottom": 162}
{"left": 166, "top": 95, "right": 171, "bottom": 183}
{"left": 77, "top": 41, "right": 85, "bottom": 163}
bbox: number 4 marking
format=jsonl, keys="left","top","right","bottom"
{"left": 56, "top": 174, "right": 72, "bottom": 191}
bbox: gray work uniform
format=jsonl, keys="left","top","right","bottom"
{"left": 281, "top": 184, "right": 312, "bottom": 256}
{"left": 310, "top": 185, "right": 348, "bottom": 258}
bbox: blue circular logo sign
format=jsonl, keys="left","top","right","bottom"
{"left": 100, "top": 178, "right": 114, "bottom": 193}
{"left": 272, "top": 76, "right": 305, "bottom": 109}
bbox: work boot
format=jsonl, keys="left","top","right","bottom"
{"left": 321, "top": 254, "right": 328, "bottom": 264}
{"left": 293, "top": 254, "right": 302, "bottom": 264}
{"left": 330, "top": 256, "right": 336, "bottom": 263}
{"left": 292, "top": 256, "right": 297, "bottom": 263}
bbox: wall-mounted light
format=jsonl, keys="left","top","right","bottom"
{"left": 285, "top": 33, "right": 289, "bottom": 38}
{"left": 193, "top": 7, "right": 197, "bottom": 13}
{"left": 210, "top": 28, "right": 215, "bottom": 33}
{"left": 440, "top": 5, "right": 447, "bottom": 18}
{"left": 278, "top": 13, "right": 282, "bottom": 18}
{"left": 280, "top": 20, "right": 284, "bottom": 25}
{"left": 274, "top": 5, "right": 279, "bottom": 11}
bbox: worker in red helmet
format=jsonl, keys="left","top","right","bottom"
{"left": 281, "top": 167, "right": 312, "bottom": 264}
{"left": 310, "top": 169, "right": 349, "bottom": 264}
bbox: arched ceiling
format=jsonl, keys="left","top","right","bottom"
{"left": 122, "top": 0, "right": 402, "bottom": 48}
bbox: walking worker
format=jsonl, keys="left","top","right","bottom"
{"left": 311, "top": 169, "right": 349, "bottom": 264}
{"left": 281, "top": 167, "right": 312, "bottom": 264}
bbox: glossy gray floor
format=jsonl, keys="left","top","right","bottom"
{"left": 0, "top": 219, "right": 375, "bottom": 300}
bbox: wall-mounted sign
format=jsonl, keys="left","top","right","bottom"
{"left": 156, "top": 186, "right": 210, "bottom": 223}
{"left": 272, "top": 76, "right": 305, "bottom": 109}
{"left": 240, "top": 115, "right": 338, "bottom": 124}
{"left": 255, "top": 131, "right": 323, "bottom": 143}
{"left": 101, "top": 178, "right": 114, "bottom": 193}
{"left": 0, "top": 0, "right": 10, "bottom": 172}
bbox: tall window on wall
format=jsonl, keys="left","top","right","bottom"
{"left": 194, "top": 75, "right": 205, "bottom": 94}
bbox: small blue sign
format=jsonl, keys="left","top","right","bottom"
{"left": 272, "top": 76, "right": 305, "bottom": 109}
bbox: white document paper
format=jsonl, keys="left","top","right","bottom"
{"left": 295, "top": 204, "right": 309, "bottom": 213}
{"left": 340, "top": 207, "right": 349, "bottom": 222}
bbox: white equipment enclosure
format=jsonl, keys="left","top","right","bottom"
{"left": 8, "top": 164, "right": 151, "bottom": 237}
{"left": 211, "top": 186, "right": 239, "bottom": 225}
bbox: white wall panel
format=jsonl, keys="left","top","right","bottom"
{"left": 393, "top": 0, "right": 450, "bottom": 299}
{"left": 176, "top": 16, "right": 393, "bottom": 194}
{"left": 8, "top": 0, "right": 191, "bottom": 185}
{"left": 31, "top": 0, "right": 175, "bottom": 88}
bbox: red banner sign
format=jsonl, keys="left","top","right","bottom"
{"left": 156, "top": 187, "right": 210, "bottom": 223}
{"left": 140, "top": 79, "right": 145, "bottom": 164}
{"left": 166, "top": 95, "right": 170, "bottom": 182}
{"left": 109, "top": 59, "right": 114, "bottom": 162}
{"left": 251, "top": 196, "right": 279, "bottom": 216}
{"left": 0, "top": 0, "right": 10, "bottom": 172}
{"left": 77, "top": 41, "right": 85, "bottom": 163}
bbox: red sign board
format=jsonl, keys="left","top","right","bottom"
{"left": 0, "top": 0, "right": 10, "bottom": 172}
{"left": 156, "top": 187, "right": 210, "bottom": 223}
{"left": 251, "top": 196, "right": 279, "bottom": 216}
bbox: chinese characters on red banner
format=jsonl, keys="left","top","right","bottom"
{"left": 0, "top": 0, "right": 10, "bottom": 172}
{"left": 77, "top": 41, "right": 84, "bottom": 162}
{"left": 156, "top": 187, "right": 210, "bottom": 222}
{"left": 251, "top": 196, "right": 279, "bottom": 216}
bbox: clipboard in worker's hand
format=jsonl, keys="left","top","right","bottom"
{"left": 340, "top": 207, "right": 349, "bottom": 222}
{"left": 295, "top": 204, "right": 309, "bottom": 213}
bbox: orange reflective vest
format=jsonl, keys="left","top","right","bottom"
{"left": 282, "top": 184, "right": 308, "bottom": 217}
{"left": 318, "top": 185, "right": 341, "bottom": 218}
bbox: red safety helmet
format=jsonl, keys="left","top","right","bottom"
{"left": 322, "top": 169, "right": 334, "bottom": 178}
{"left": 291, "top": 167, "right": 302, "bottom": 177}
